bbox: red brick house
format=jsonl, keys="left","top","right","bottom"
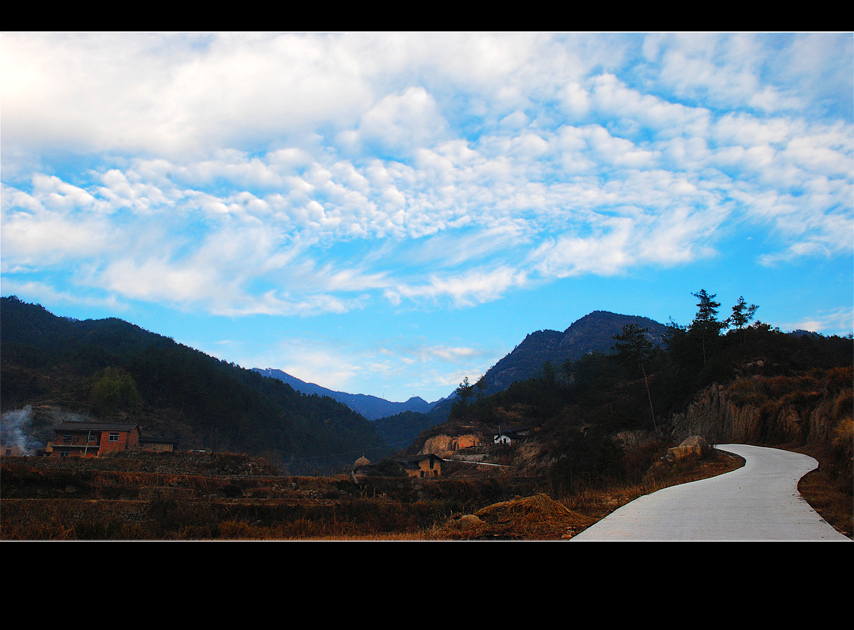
{"left": 46, "top": 421, "right": 141, "bottom": 458}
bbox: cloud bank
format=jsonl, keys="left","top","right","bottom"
{"left": 2, "top": 32, "right": 851, "bottom": 323}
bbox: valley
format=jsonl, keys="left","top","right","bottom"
{"left": 1, "top": 294, "right": 852, "bottom": 540}
{"left": 0, "top": 439, "right": 748, "bottom": 540}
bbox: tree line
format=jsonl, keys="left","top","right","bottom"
{"left": 0, "top": 296, "right": 389, "bottom": 472}
{"left": 449, "top": 289, "right": 853, "bottom": 435}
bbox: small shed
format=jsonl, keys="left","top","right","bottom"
{"left": 139, "top": 437, "right": 178, "bottom": 452}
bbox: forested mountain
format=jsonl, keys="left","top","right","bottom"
{"left": 4, "top": 292, "right": 851, "bottom": 482}
{"left": 254, "top": 367, "right": 441, "bottom": 420}
{"left": 0, "top": 296, "right": 389, "bottom": 473}
{"left": 383, "top": 294, "right": 851, "bottom": 462}
{"left": 359, "top": 311, "right": 671, "bottom": 448}
{"left": 480, "top": 311, "right": 669, "bottom": 395}
{"left": 400, "top": 292, "right": 852, "bottom": 491}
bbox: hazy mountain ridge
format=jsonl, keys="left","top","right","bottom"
{"left": 260, "top": 312, "right": 671, "bottom": 420}
{"left": 253, "top": 367, "right": 442, "bottom": 420}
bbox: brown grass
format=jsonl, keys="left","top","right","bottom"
{"left": 798, "top": 470, "right": 853, "bottom": 538}
{"left": 413, "top": 449, "right": 747, "bottom": 541}
{"left": 4, "top": 446, "right": 850, "bottom": 541}
{"left": 427, "top": 493, "right": 596, "bottom": 540}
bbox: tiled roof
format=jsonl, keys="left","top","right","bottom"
{"left": 55, "top": 421, "right": 139, "bottom": 432}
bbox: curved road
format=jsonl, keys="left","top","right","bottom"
{"left": 572, "top": 444, "right": 851, "bottom": 541}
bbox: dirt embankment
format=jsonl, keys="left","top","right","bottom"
{"left": 668, "top": 368, "right": 852, "bottom": 468}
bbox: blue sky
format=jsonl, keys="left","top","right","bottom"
{"left": 2, "top": 32, "right": 852, "bottom": 403}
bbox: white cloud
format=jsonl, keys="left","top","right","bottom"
{"left": 1, "top": 31, "right": 851, "bottom": 328}
{"left": 788, "top": 307, "right": 854, "bottom": 335}
{"left": 98, "top": 256, "right": 225, "bottom": 305}
{"left": 385, "top": 266, "right": 529, "bottom": 308}
{"left": 0, "top": 278, "right": 124, "bottom": 311}
{"left": 647, "top": 33, "right": 799, "bottom": 113}
{"left": 561, "top": 82, "right": 592, "bottom": 119}
{"left": 349, "top": 86, "right": 449, "bottom": 157}
{"left": 414, "top": 344, "right": 484, "bottom": 363}
{"left": 407, "top": 219, "right": 533, "bottom": 268}
{"left": 588, "top": 73, "right": 712, "bottom": 138}
{"left": 529, "top": 217, "right": 636, "bottom": 278}
{"left": 1, "top": 32, "right": 374, "bottom": 157}
{"left": 261, "top": 337, "right": 363, "bottom": 391}
{"left": 1, "top": 180, "right": 118, "bottom": 265}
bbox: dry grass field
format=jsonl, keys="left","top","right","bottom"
{"left": 3, "top": 442, "right": 849, "bottom": 541}
{"left": 1, "top": 447, "right": 769, "bottom": 541}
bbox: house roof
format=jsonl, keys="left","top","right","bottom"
{"left": 395, "top": 454, "right": 442, "bottom": 463}
{"left": 55, "top": 421, "right": 140, "bottom": 432}
{"left": 495, "top": 424, "right": 538, "bottom": 436}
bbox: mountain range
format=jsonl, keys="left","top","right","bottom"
{"left": 5, "top": 293, "right": 846, "bottom": 475}
{"left": 245, "top": 311, "right": 675, "bottom": 455}
{"left": 1, "top": 296, "right": 745, "bottom": 470}
{"left": 256, "top": 311, "right": 669, "bottom": 420}
{"left": 253, "top": 367, "right": 444, "bottom": 420}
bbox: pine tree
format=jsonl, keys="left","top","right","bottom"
{"left": 729, "top": 296, "right": 759, "bottom": 343}
{"left": 612, "top": 324, "right": 658, "bottom": 433}
{"left": 690, "top": 290, "right": 726, "bottom": 366}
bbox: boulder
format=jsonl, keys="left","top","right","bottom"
{"left": 665, "top": 435, "right": 710, "bottom": 463}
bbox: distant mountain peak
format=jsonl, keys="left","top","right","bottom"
{"left": 253, "top": 368, "right": 439, "bottom": 420}
{"left": 482, "top": 310, "right": 669, "bottom": 395}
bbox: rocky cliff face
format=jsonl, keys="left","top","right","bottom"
{"left": 667, "top": 367, "right": 853, "bottom": 462}
{"left": 420, "top": 433, "right": 482, "bottom": 458}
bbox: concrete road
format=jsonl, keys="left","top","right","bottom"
{"left": 572, "top": 444, "right": 851, "bottom": 542}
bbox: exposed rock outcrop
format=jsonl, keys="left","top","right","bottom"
{"left": 666, "top": 435, "right": 711, "bottom": 463}
{"left": 420, "top": 433, "right": 480, "bottom": 458}
{"left": 667, "top": 367, "right": 853, "bottom": 458}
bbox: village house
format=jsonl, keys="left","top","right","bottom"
{"left": 2, "top": 444, "right": 27, "bottom": 457}
{"left": 493, "top": 424, "right": 538, "bottom": 445}
{"left": 353, "top": 453, "right": 444, "bottom": 478}
{"left": 46, "top": 421, "right": 142, "bottom": 458}
{"left": 397, "top": 454, "right": 443, "bottom": 478}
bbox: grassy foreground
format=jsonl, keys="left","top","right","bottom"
{"left": 2, "top": 444, "right": 849, "bottom": 541}
{"left": 0, "top": 447, "right": 744, "bottom": 541}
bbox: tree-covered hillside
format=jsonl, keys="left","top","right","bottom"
{"left": 480, "top": 311, "right": 669, "bottom": 394}
{"left": 406, "top": 291, "right": 852, "bottom": 490}
{"left": 0, "top": 296, "right": 390, "bottom": 472}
